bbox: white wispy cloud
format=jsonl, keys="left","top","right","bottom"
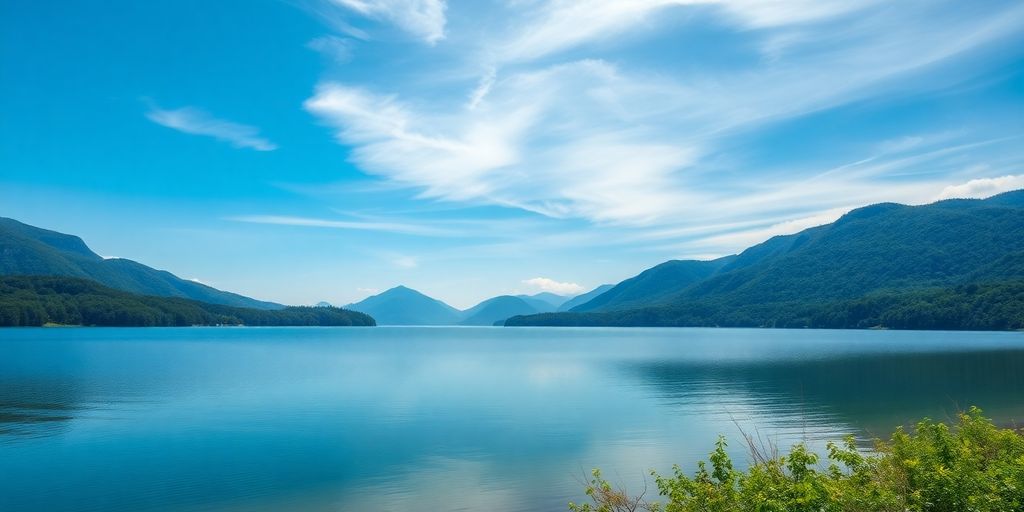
{"left": 466, "top": 67, "right": 496, "bottom": 110}
{"left": 326, "top": 0, "right": 447, "bottom": 44}
{"left": 305, "top": 60, "right": 698, "bottom": 225}
{"left": 498, "top": 0, "right": 876, "bottom": 62}
{"left": 145, "top": 104, "right": 277, "bottom": 151}
{"left": 227, "top": 214, "right": 456, "bottom": 236}
{"left": 294, "top": 0, "right": 1024, "bottom": 293}
{"left": 392, "top": 255, "right": 418, "bottom": 268}
{"left": 307, "top": 35, "right": 355, "bottom": 63}
{"left": 522, "top": 277, "right": 585, "bottom": 296}
{"left": 304, "top": 1, "right": 1024, "bottom": 229}
{"left": 936, "top": 175, "right": 1024, "bottom": 200}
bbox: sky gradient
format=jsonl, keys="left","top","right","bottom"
{"left": 2, "top": 0, "right": 1023, "bottom": 308}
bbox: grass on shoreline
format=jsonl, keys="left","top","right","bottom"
{"left": 571, "top": 407, "right": 1023, "bottom": 512}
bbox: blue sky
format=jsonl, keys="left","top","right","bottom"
{"left": 2, "top": 0, "right": 1023, "bottom": 308}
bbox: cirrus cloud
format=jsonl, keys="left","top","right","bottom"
{"left": 304, "top": 0, "right": 1024, "bottom": 230}
{"left": 325, "top": 0, "right": 447, "bottom": 44}
{"left": 145, "top": 104, "right": 277, "bottom": 151}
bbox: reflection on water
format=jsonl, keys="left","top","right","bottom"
{"left": 0, "top": 327, "right": 1021, "bottom": 512}
{"left": 0, "top": 380, "right": 79, "bottom": 437}
{"left": 628, "top": 349, "right": 1024, "bottom": 438}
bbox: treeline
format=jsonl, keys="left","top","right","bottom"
{"left": 507, "top": 280, "right": 1024, "bottom": 330}
{"left": 0, "top": 276, "right": 375, "bottom": 327}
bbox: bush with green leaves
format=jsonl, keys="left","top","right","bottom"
{"left": 570, "top": 407, "right": 1024, "bottom": 512}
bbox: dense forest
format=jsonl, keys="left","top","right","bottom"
{"left": 0, "top": 276, "right": 375, "bottom": 327}
{"left": 507, "top": 280, "right": 1024, "bottom": 330}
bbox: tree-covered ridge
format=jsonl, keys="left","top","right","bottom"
{"left": 511, "top": 190, "right": 1024, "bottom": 328}
{"left": 0, "top": 276, "right": 375, "bottom": 327}
{"left": 508, "top": 280, "right": 1024, "bottom": 330}
{"left": 571, "top": 408, "right": 1024, "bottom": 512}
{"left": 676, "top": 196, "right": 1024, "bottom": 306}
{"left": 0, "top": 217, "right": 282, "bottom": 310}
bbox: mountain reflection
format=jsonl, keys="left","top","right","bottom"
{"left": 0, "top": 379, "right": 82, "bottom": 439}
{"left": 623, "top": 348, "right": 1024, "bottom": 437}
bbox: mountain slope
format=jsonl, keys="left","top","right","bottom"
{"left": 558, "top": 284, "right": 614, "bottom": 311}
{"left": 0, "top": 217, "right": 281, "bottom": 309}
{"left": 571, "top": 258, "right": 732, "bottom": 312}
{"left": 677, "top": 193, "right": 1024, "bottom": 306}
{"left": 460, "top": 295, "right": 541, "bottom": 325}
{"left": 346, "top": 286, "right": 463, "bottom": 325}
{"left": 508, "top": 190, "right": 1024, "bottom": 329}
{"left": 0, "top": 276, "right": 374, "bottom": 327}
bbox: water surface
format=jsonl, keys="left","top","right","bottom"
{"left": 1, "top": 327, "right": 1022, "bottom": 511}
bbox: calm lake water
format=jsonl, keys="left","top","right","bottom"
{"left": 1, "top": 327, "right": 1022, "bottom": 511}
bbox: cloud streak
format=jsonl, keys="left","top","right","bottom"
{"left": 228, "top": 214, "right": 456, "bottom": 236}
{"left": 146, "top": 104, "right": 277, "bottom": 151}
{"left": 324, "top": 0, "right": 447, "bottom": 44}
{"left": 498, "top": 0, "right": 878, "bottom": 63}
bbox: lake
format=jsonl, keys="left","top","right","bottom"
{"left": 1, "top": 327, "right": 1022, "bottom": 511}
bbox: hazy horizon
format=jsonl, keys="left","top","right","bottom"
{"left": 3, "top": 1, "right": 1023, "bottom": 308}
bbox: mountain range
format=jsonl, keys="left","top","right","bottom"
{"left": 345, "top": 285, "right": 599, "bottom": 326}
{"left": 507, "top": 190, "right": 1024, "bottom": 329}
{"left": 0, "top": 215, "right": 600, "bottom": 327}
{"left": 5, "top": 189, "right": 1023, "bottom": 330}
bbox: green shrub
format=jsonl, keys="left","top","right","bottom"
{"left": 570, "top": 407, "right": 1024, "bottom": 512}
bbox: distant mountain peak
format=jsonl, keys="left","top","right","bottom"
{"left": 347, "top": 285, "right": 461, "bottom": 325}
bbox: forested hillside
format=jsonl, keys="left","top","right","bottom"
{"left": 0, "top": 217, "right": 281, "bottom": 309}
{"left": 510, "top": 191, "right": 1024, "bottom": 329}
{"left": 0, "top": 276, "right": 375, "bottom": 327}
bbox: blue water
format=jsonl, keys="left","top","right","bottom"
{"left": 1, "top": 327, "right": 1022, "bottom": 511}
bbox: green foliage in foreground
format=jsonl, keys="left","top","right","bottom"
{"left": 508, "top": 280, "right": 1024, "bottom": 330}
{"left": 0, "top": 275, "right": 375, "bottom": 327}
{"left": 570, "top": 408, "right": 1024, "bottom": 512}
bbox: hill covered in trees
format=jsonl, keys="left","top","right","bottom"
{"left": 0, "top": 276, "right": 374, "bottom": 327}
{"left": 509, "top": 280, "right": 1024, "bottom": 330}
{"left": 0, "top": 217, "right": 281, "bottom": 309}
{"left": 509, "top": 190, "right": 1024, "bottom": 330}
